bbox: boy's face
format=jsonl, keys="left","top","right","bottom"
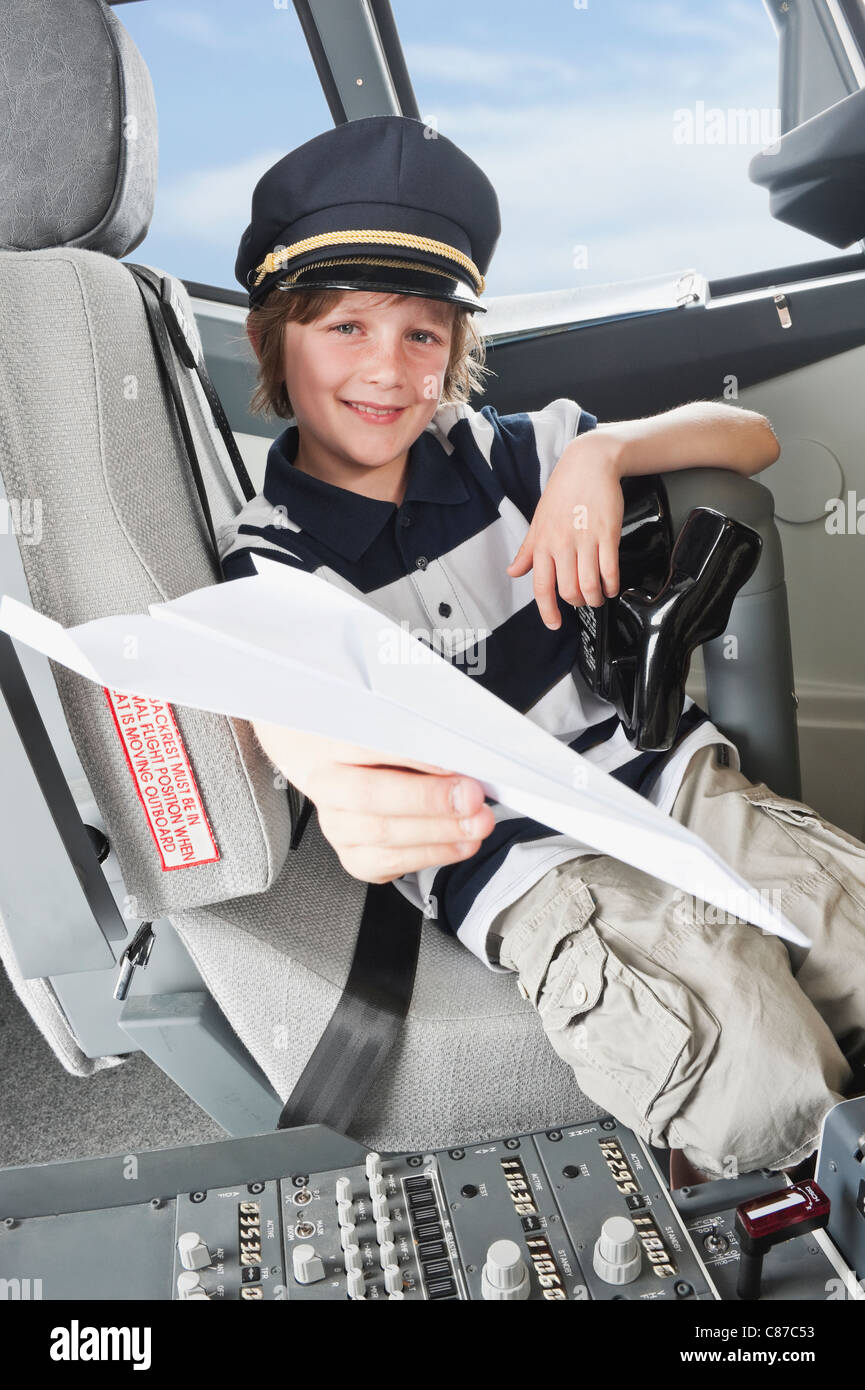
{"left": 277, "top": 290, "right": 455, "bottom": 482}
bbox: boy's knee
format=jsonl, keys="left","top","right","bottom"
{"left": 666, "top": 1078, "right": 843, "bottom": 1179}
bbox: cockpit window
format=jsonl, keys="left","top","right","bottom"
{"left": 118, "top": 0, "right": 333, "bottom": 293}
{"left": 120, "top": 0, "right": 859, "bottom": 297}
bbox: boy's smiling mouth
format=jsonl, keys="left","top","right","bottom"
{"left": 342, "top": 399, "right": 408, "bottom": 422}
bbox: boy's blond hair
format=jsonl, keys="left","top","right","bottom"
{"left": 246, "top": 286, "right": 493, "bottom": 421}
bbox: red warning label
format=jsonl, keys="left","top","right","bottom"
{"left": 104, "top": 689, "right": 220, "bottom": 870}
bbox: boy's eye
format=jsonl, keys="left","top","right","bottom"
{"left": 328, "top": 323, "right": 441, "bottom": 344}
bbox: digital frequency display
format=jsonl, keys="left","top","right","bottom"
{"left": 598, "top": 1138, "right": 677, "bottom": 1277}
{"left": 500, "top": 1157, "right": 568, "bottom": 1299}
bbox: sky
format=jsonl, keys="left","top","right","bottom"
{"left": 116, "top": 0, "right": 854, "bottom": 299}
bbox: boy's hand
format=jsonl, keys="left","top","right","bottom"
{"left": 506, "top": 434, "right": 624, "bottom": 630}
{"left": 253, "top": 724, "right": 495, "bottom": 885}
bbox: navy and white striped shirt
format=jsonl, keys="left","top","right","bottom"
{"left": 220, "top": 398, "right": 739, "bottom": 970}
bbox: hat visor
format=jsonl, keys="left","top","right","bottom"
{"left": 266, "top": 259, "right": 487, "bottom": 313}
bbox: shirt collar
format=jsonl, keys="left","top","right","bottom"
{"left": 262, "top": 420, "right": 470, "bottom": 562}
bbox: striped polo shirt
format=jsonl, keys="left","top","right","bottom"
{"left": 219, "top": 397, "right": 740, "bottom": 971}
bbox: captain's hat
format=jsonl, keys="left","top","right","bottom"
{"left": 235, "top": 115, "right": 500, "bottom": 313}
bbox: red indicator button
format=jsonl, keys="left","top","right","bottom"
{"left": 737, "top": 1180, "right": 830, "bottom": 1244}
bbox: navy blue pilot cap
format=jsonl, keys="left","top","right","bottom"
{"left": 235, "top": 115, "right": 500, "bottom": 313}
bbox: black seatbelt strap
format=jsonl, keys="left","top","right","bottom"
{"left": 125, "top": 266, "right": 224, "bottom": 565}
{"left": 125, "top": 263, "right": 256, "bottom": 503}
{"left": 277, "top": 881, "right": 423, "bottom": 1132}
{"left": 289, "top": 795, "right": 314, "bottom": 851}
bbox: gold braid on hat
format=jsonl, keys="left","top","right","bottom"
{"left": 253, "top": 229, "right": 485, "bottom": 294}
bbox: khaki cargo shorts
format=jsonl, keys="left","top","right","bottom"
{"left": 487, "top": 744, "right": 865, "bottom": 1178}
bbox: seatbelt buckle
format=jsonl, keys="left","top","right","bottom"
{"left": 113, "top": 921, "right": 156, "bottom": 1001}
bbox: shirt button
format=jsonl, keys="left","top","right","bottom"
{"left": 571, "top": 981, "right": 588, "bottom": 1007}
{"left": 438, "top": 602, "right": 452, "bottom": 617}
{"left": 415, "top": 556, "right": 428, "bottom": 570}
{"left": 399, "top": 513, "right": 413, "bottom": 527}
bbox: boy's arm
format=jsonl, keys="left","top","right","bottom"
{"left": 592, "top": 401, "right": 780, "bottom": 477}
{"left": 508, "top": 401, "right": 780, "bottom": 626}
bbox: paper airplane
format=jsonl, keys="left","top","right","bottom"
{"left": 0, "top": 553, "right": 811, "bottom": 947}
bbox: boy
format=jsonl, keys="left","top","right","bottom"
{"left": 225, "top": 115, "right": 865, "bottom": 1185}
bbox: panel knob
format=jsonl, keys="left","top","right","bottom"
{"left": 292, "top": 1243, "right": 326, "bottom": 1285}
{"left": 346, "top": 1267, "right": 366, "bottom": 1299}
{"left": 384, "top": 1264, "right": 403, "bottom": 1294}
{"left": 593, "top": 1215, "right": 641, "bottom": 1284}
{"left": 376, "top": 1217, "right": 394, "bottom": 1246}
{"left": 335, "top": 1176, "right": 353, "bottom": 1204}
{"left": 177, "top": 1231, "right": 212, "bottom": 1271}
{"left": 481, "top": 1239, "right": 530, "bottom": 1300}
{"left": 372, "top": 1194, "right": 389, "bottom": 1221}
{"left": 176, "top": 1270, "right": 210, "bottom": 1299}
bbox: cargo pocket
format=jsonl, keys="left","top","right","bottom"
{"left": 534, "top": 902, "right": 720, "bottom": 1147}
{"left": 738, "top": 784, "right": 865, "bottom": 914}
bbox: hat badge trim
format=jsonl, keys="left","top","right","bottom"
{"left": 275, "top": 254, "right": 474, "bottom": 289}
{"left": 252, "top": 229, "right": 485, "bottom": 294}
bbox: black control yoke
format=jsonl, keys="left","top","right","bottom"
{"left": 574, "top": 474, "right": 762, "bottom": 751}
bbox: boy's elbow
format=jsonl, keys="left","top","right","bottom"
{"left": 745, "top": 413, "right": 780, "bottom": 474}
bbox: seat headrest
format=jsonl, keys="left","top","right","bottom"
{"left": 0, "top": 0, "right": 157, "bottom": 259}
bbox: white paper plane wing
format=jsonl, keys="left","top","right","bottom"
{"left": 0, "top": 557, "right": 811, "bottom": 948}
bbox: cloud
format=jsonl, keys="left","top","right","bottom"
{"left": 153, "top": 8, "right": 247, "bottom": 52}
{"left": 630, "top": 0, "right": 773, "bottom": 46}
{"left": 156, "top": 149, "right": 288, "bottom": 245}
{"left": 402, "top": 42, "right": 583, "bottom": 89}
{"left": 430, "top": 99, "right": 836, "bottom": 289}
{"left": 150, "top": 5, "right": 308, "bottom": 59}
